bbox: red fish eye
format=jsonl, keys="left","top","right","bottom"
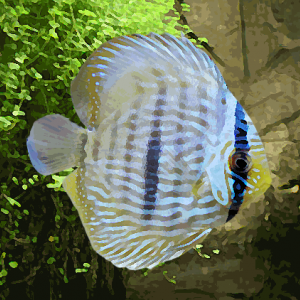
{"left": 230, "top": 151, "right": 252, "bottom": 173}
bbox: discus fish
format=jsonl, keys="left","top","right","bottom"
{"left": 27, "top": 32, "right": 271, "bottom": 270}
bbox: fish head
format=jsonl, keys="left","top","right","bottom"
{"left": 205, "top": 91, "right": 272, "bottom": 212}
{"left": 226, "top": 110, "right": 272, "bottom": 209}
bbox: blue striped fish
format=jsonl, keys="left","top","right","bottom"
{"left": 27, "top": 32, "right": 271, "bottom": 270}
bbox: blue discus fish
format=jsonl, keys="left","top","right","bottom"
{"left": 27, "top": 32, "right": 271, "bottom": 270}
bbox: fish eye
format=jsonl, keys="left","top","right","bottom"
{"left": 230, "top": 151, "right": 252, "bottom": 173}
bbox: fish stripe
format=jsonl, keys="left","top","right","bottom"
{"left": 143, "top": 74, "right": 167, "bottom": 219}
{"left": 234, "top": 102, "right": 250, "bottom": 151}
{"left": 227, "top": 102, "right": 250, "bottom": 222}
{"left": 143, "top": 136, "right": 161, "bottom": 212}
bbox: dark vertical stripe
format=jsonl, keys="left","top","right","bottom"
{"left": 143, "top": 132, "right": 161, "bottom": 210}
{"left": 234, "top": 102, "right": 250, "bottom": 151}
{"left": 226, "top": 102, "right": 250, "bottom": 222}
{"left": 142, "top": 122, "right": 162, "bottom": 221}
{"left": 142, "top": 73, "right": 166, "bottom": 221}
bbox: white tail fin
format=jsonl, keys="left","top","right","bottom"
{"left": 27, "top": 114, "right": 87, "bottom": 175}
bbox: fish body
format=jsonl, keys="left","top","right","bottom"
{"left": 27, "top": 32, "right": 271, "bottom": 270}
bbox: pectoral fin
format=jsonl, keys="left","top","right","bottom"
{"left": 206, "top": 162, "right": 230, "bottom": 208}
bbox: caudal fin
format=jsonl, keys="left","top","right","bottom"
{"left": 27, "top": 114, "right": 87, "bottom": 175}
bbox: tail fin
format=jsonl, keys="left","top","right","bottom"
{"left": 27, "top": 114, "right": 87, "bottom": 175}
